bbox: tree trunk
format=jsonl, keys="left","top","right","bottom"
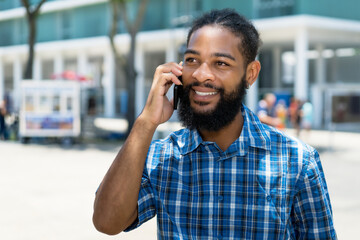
{"left": 24, "top": 15, "right": 36, "bottom": 79}
{"left": 21, "top": 0, "right": 47, "bottom": 79}
{"left": 125, "top": 32, "right": 137, "bottom": 136}
{"left": 109, "top": 0, "right": 148, "bottom": 137}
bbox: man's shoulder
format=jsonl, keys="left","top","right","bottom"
{"left": 149, "top": 128, "right": 190, "bottom": 151}
{"left": 145, "top": 128, "right": 190, "bottom": 169}
{"left": 248, "top": 109, "right": 317, "bottom": 158}
{"left": 267, "top": 124, "right": 315, "bottom": 153}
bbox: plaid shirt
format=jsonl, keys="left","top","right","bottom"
{"left": 125, "top": 104, "right": 336, "bottom": 239}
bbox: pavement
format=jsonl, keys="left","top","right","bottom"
{"left": 0, "top": 128, "right": 359, "bottom": 239}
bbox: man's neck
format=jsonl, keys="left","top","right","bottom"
{"left": 199, "top": 112, "right": 244, "bottom": 152}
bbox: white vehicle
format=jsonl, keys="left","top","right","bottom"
{"left": 19, "top": 80, "right": 81, "bottom": 144}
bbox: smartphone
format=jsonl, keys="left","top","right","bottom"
{"left": 173, "top": 76, "right": 183, "bottom": 110}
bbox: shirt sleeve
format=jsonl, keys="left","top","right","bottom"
{"left": 124, "top": 167, "right": 157, "bottom": 232}
{"left": 291, "top": 149, "right": 337, "bottom": 239}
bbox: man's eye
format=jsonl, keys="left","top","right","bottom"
{"left": 185, "top": 57, "right": 196, "bottom": 63}
{"left": 216, "top": 61, "right": 229, "bottom": 66}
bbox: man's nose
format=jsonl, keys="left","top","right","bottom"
{"left": 192, "top": 63, "right": 215, "bottom": 83}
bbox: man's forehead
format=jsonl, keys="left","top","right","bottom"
{"left": 187, "top": 25, "right": 243, "bottom": 54}
{"left": 184, "top": 48, "right": 236, "bottom": 62}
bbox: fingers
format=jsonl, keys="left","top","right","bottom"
{"left": 141, "top": 62, "right": 184, "bottom": 125}
{"left": 154, "top": 62, "right": 183, "bottom": 87}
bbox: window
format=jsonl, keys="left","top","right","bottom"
{"left": 144, "top": 51, "right": 165, "bottom": 97}
{"left": 52, "top": 96, "right": 60, "bottom": 112}
{"left": 59, "top": 11, "right": 73, "bottom": 40}
{"left": 256, "top": 0, "right": 295, "bottom": 18}
{"left": 64, "top": 58, "right": 77, "bottom": 73}
{"left": 42, "top": 59, "right": 54, "bottom": 80}
{"left": 4, "top": 63, "right": 13, "bottom": 91}
{"left": 66, "top": 96, "right": 73, "bottom": 112}
{"left": 171, "top": 0, "right": 202, "bottom": 27}
{"left": 0, "top": 20, "right": 14, "bottom": 46}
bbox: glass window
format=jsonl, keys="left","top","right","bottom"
{"left": 25, "top": 95, "right": 35, "bottom": 112}
{"left": 257, "top": 0, "right": 295, "bottom": 18}
{"left": 4, "top": 63, "right": 13, "bottom": 91}
{"left": 0, "top": 0, "right": 21, "bottom": 10}
{"left": 42, "top": 59, "right": 54, "bottom": 80}
{"left": 53, "top": 96, "right": 60, "bottom": 112}
{"left": 38, "top": 13, "right": 57, "bottom": 42}
{"left": 60, "top": 11, "right": 73, "bottom": 40}
{"left": 39, "top": 95, "right": 51, "bottom": 113}
{"left": 64, "top": 58, "right": 77, "bottom": 73}
{"left": 88, "top": 56, "right": 104, "bottom": 87}
{"left": 144, "top": 51, "right": 165, "bottom": 98}
{"left": 0, "top": 20, "right": 14, "bottom": 46}
{"left": 172, "top": 0, "right": 202, "bottom": 27}
{"left": 66, "top": 96, "right": 73, "bottom": 112}
{"left": 73, "top": 4, "right": 107, "bottom": 38}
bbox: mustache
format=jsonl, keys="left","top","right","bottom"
{"left": 186, "top": 82, "right": 223, "bottom": 92}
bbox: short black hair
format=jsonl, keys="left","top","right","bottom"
{"left": 187, "top": 8, "right": 261, "bottom": 66}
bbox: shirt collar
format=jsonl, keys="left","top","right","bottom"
{"left": 177, "top": 104, "right": 271, "bottom": 155}
{"left": 177, "top": 127, "right": 203, "bottom": 155}
{"left": 241, "top": 104, "right": 271, "bottom": 151}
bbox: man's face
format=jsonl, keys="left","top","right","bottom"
{"left": 178, "top": 25, "right": 248, "bottom": 131}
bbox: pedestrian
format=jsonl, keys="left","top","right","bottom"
{"left": 289, "top": 97, "right": 302, "bottom": 136}
{"left": 0, "top": 100, "right": 8, "bottom": 140}
{"left": 93, "top": 9, "right": 336, "bottom": 239}
{"left": 301, "top": 100, "right": 313, "bottom": 140}
{"left": 275, "top": 99, "right": 288, "bottom": 130}
{"left": 256, "top": 93, "right": 282, "bottom": 128}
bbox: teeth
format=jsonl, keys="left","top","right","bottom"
{"left": 195, "top": 91, "right": 217, "bottom": 96}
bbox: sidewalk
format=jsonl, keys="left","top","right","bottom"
{"left": 0, "top": 128, "right": 359, "bottom": 239}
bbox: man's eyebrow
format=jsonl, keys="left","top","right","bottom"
{"left": 184, "top": 49, "right": 200, "bottom": 55}
{"left": 184, "top": 49, "right": 236, "bottom": 61}
{"left": 213, "top": 52, "right": 236, "bottom": 61}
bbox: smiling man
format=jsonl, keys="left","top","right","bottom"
{"left": 93, "top": 9, "right": 336, "bottom": 239}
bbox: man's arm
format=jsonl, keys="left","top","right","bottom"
{"left": 292, "top": 150, "right": 337, "bottom": 239}
{"left": 92, "top": 62, "right": 182, "bottom": 235}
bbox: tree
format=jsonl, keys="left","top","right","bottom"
{"left": 108, "top": 0, "right": 148, "bottom": 136}
{"left": 21, "top": 0, "right": 47, "bottom": 79}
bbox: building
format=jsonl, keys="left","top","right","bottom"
{"left": 1, "top": 0, "right": 360, "bottom": 131}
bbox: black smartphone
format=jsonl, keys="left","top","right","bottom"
{"left": 173, "top": 76, "right": 183, "bottom": 110}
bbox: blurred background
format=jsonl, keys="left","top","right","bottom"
{"left": 0, "top": 0, "right": 359, "bottom": 239}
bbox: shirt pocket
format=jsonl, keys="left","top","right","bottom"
{"left": 253, "top": 181, "right": 287, "bottom": 231}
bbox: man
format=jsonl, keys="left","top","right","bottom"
{"left": 257, "top": 93, "right": 282, "bottom": 128}
{"left": 93, "top": 9, "right": 336, "bottom": 239}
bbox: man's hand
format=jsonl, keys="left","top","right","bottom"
{"left": 140, "top": 62, "right": 183, "bottom": 128}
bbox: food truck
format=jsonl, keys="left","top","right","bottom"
{"left": 19, "top": 80, "right": 81, "bottom": 144}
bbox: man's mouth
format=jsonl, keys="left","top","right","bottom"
{"left": 195, "top": 91, "right": 217, "bottom": 96}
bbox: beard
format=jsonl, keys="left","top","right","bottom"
{"left": 177, "top": 75, "right": 247, "bottom": 131}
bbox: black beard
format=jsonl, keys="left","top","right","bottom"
{"left": 177, "top": 75, "right": 247, "bottom": 131}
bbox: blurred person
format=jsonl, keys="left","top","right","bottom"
{"left": 0, "top": 99, "right": 8, "bottom": 140}
{"left": 289, "top": 97, "right": 302, "bottom": 136}
{"left": 256, "top": 93, "right": 282, "bottom": 128}
{"left": 275, "top": 99, "right": 288, "bottom": 130}
{"left": 93, "top": 9, "right": 336, "bottom": 239}
{"left": 300, "top": 100, "right": 313, "bottom": 139}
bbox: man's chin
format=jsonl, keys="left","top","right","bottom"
{"left": 191, "top": 101, "right": 216, "bottom": 114}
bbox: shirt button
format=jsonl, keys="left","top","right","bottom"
{"left": 217, "top": 234, "right": 222, "bottom": 239}
{"left": 266, "top": 195, "right": 271, "bottom": 201}
{"left": 218, "top": 195, "right": 223, "bottom": 201}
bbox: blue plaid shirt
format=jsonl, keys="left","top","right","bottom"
{"left": 125, "top": 104, "right": 336, "bottom": 239}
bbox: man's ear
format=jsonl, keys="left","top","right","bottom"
{"left": 245, "top": 60, "right": 261, "bottom": 87}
